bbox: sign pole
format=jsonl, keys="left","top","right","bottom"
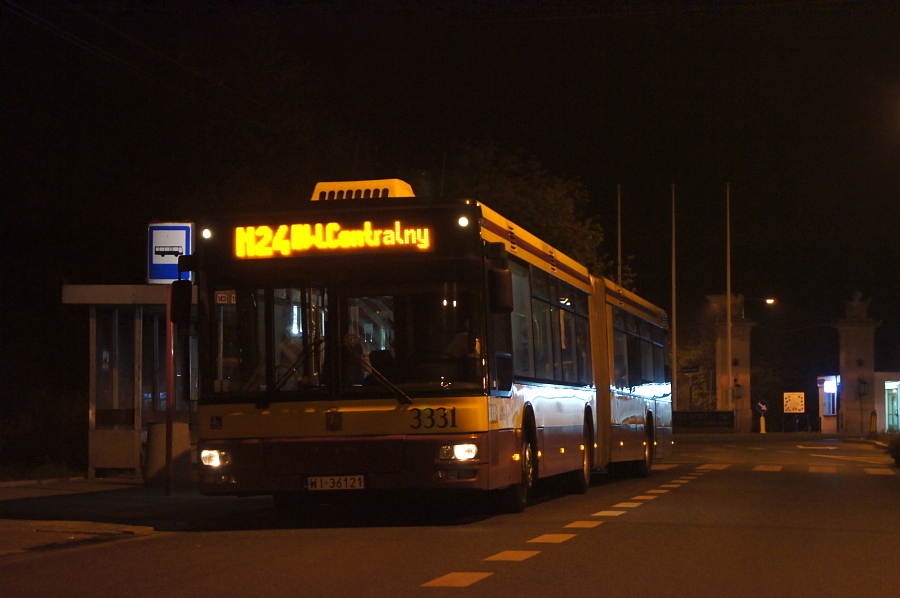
{"left": 148, "top": 222, "right": 192, "bottom": 496}
{"left": 755, "top": 400, "right": 769, "bottom": 433}
{"left": 165, "top": 285, "right": 175, "bottom": 496}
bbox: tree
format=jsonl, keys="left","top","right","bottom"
{"left": 441, "top": 140, "right": 619, "bottom": 279}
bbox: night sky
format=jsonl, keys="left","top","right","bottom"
{"left": 3, "top": 0, "right": 900, "bottom": 408}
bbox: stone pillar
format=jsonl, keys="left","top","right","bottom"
{"left": 836, "top": 294, "right": 877, "bottom": 436}
{"left": 708, "top": 295, "right": 755, "bottom": 432}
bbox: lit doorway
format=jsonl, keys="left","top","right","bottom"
{"left": 886, "top": 381, "right": 899, "bottom": 433}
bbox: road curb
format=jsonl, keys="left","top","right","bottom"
{"left": 0, "top": 477, "right": 86, "bottom": 489}
{"left": 0, "top": 519, "right": 154, "bottom": 556}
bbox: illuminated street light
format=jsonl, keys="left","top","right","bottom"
{"left": 741, "top": 297, "right": 777, "bottom": 318}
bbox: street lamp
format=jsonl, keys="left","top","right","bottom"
{"left": 741, "top": 297, "right": 776, "bottom": 318}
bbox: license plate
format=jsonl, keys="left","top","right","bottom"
{"left": 307, "top": 475, "right": 365, "bottom": 491}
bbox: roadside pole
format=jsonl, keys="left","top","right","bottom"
{"left": 165, "top": 285, "right": 175, "bottom": 496}
{"left": 756, "top": 400, "right": 769, "bottom": 434}
{"left": 149, "top": 222, "right": 192, "bottom": 497}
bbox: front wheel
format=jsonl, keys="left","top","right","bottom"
{"left": 495, "top": 434, "right": 534, "bottom": 513}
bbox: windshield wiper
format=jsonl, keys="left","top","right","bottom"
{"left": 274, "top": 338, "right": 325, "bottom": 391}
{"left": 342, "top": 343, "right": 412, "bottom": 405}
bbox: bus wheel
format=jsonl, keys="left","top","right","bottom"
{"left": 631, "top": 438, "right": 653, "bottom": 478}
{"left": 564, "top": 419, "right": 592, "bottom": 494}
{"left": 496, "top": 434, "right": 534, "bottom": 513}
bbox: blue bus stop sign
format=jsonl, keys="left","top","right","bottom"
{"left": 148, "top": 223, "right": 193, "bottom": 284}
{"left": 756, "top": 400, "right": 769, "bottom": 414}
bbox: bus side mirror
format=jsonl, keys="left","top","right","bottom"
{"left": 170, "top": 280, "right": 193, "bottom": 326}
{"left": 488, "top": 267, "right": 514, "bottom": 313}
{"left": 494, "top": 352, "right": 513, "bottom": 392}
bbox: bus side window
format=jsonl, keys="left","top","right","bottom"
{"left": 510, "top": 261, "right": 534, "bottom": 377}
{"left": 612, "top": 308, "right": 628, "bottom": 389}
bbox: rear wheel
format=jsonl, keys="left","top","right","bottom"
{"left": 632, "top": 415, "right": 655, "bottom": 477}
{"left": 563, "top": 418, "right": 593, "bottom": 494}
{"left": 631, "top": 438, "right": 653, "bottom": 477}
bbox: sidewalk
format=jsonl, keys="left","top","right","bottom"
{"left": 0, "top": 477, "right": 266, "bottom": 557}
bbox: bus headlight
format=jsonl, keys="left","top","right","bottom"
{"left": 200, "top": 449, "right": 231, "bottom": 467}
{"left": 439, "top": 444, "right": 478, "bottom": 461}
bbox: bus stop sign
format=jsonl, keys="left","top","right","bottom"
{"left": 148, "top": 223, "right": 193, "bottom": 284}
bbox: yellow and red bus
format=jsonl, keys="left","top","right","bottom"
{"left": 180, "top": 179, "right": 671, "bottom": 512}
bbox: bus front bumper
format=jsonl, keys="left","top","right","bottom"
{"left": 198, "top": 430, "right": 518, "bottom": 496}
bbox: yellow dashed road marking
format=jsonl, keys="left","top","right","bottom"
{"left": 864, "top": 468, "right": 896, "bottom": 475}
{"left": 423, "top": 463, "right": 728, "bottom": 590}
{"left": 812, "top": 454, "right": 890, "bottom": 465}
{"left": 528, "top": 533, "right": 576, "bottom": 543}
{"left": 753, "top": 465, "right": 783, "bottom": 472}
{"left": 422, "top": 572, "right": 493, "bottom": 587}
{"left": 484, "top": 550, "right": 541, "bottom": 561}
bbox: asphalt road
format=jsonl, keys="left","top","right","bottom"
{"left": 1, "top": 434, "right": 896, "bottom": 598}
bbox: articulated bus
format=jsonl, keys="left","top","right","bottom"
{"left": 178, "top": 179, "right": 671, "bottom": 512}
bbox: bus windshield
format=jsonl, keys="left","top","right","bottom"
{"left": 207, "top": 279, "right": 486, "bottom": 401}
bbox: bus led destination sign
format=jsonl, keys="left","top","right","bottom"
{"left": 234, "top": 220, "right": 431, "bottom": 258}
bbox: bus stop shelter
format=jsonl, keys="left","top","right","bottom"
{"left": 62, "top": 285, "right": 196, "bottom": 479}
